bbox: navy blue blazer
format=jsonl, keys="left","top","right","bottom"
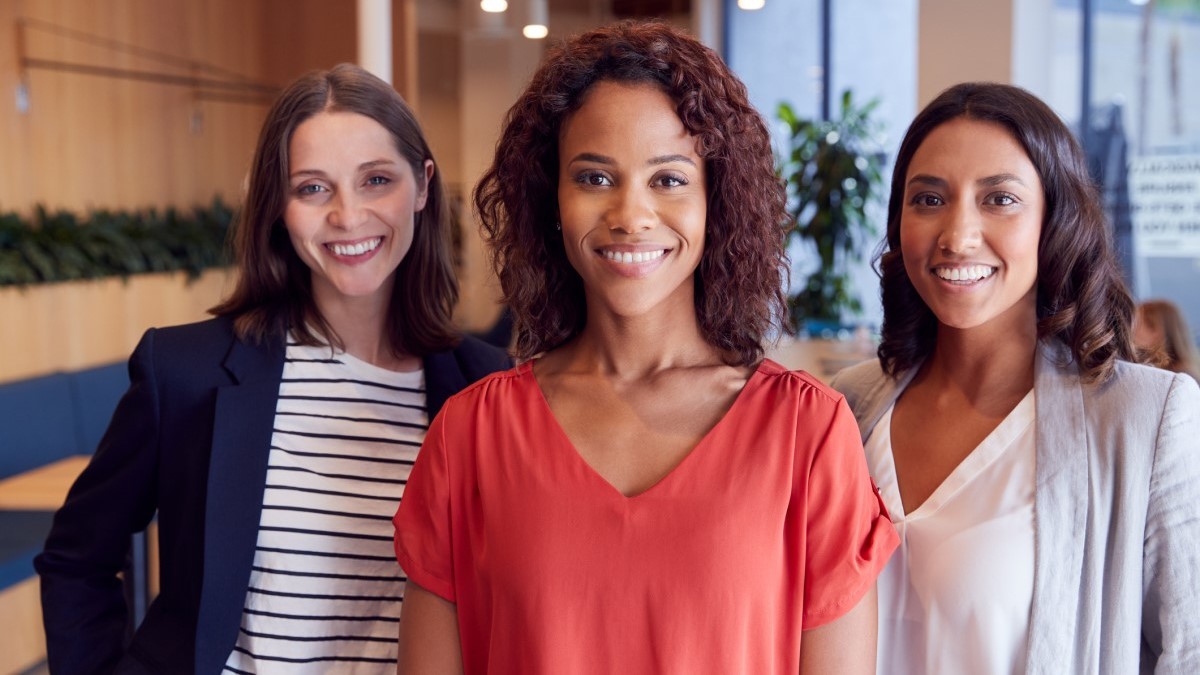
{"left": 34, "top": 316, "right": 510, "bottom": 674}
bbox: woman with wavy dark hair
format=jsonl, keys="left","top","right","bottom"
{"left": 832, "top": 82, "right": 1200, "bottom": 674}
{"left": 394, "top": 21, "right": 897, "bottom": 675}
{"left": 36, "top": 64, "right": 509, "bottom": 674}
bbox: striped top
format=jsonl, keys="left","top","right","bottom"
{"left": 223, "top": 338, "right": 426, "bottom": 674}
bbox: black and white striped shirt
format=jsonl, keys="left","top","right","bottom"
{"left": 223, "top": 339, "right": 426, "bottom": 674}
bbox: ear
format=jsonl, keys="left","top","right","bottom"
{"left": 416, "top": 159, "right": 435, "bottom": 211}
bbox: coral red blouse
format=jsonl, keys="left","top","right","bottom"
{"left": 394, "top": 359, "right": 897, "bottom": 674}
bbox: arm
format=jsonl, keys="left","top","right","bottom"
{"left": 397, "top": 582, "right": 463, "bottom": 675}
{"left": 33, "top": 330, "right": 162, "bottom": 675}
{"left": 799, "top": 585, "right": 878, "bottom": 675}
{"left": 1143, "top": 373, "right": 1200, "bottom": 673}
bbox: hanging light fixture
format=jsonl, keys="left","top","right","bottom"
{"left": 738, "top": 0, "right": 765, "bottom": 9}
{"left": 523, "top": 0, "right": 548, "bottom": 39}
{"left": 480, "top": 0, "right": 507, "bottom": 13}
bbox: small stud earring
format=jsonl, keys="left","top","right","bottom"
{"left": 555, "top": 221, "right": 562, "bottom": 231}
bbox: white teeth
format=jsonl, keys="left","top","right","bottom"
{"left": 935, "top": 265, "right": 995, "bottom": 282}
{"left": 603, "top": 249, "right": 666, "bottom": 264}
{"left": 330, "top": 238, "right": 382, "bottom": 257}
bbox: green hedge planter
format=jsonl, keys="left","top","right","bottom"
{"left": 0, "top": 198, "right": 233, "bottom": 287}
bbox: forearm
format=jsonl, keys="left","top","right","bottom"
{"left": 397, "top": 582, "right": 463, "bottom": 675}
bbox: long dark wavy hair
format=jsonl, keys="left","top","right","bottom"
{"left": 474, "top": 20, "right": 789, "bottom": 367}
{"left": 877, "top": 82, "right": 1135, "bottom": 383}
{"left": 212, "top": 63, "right": 459, "bottom": 357}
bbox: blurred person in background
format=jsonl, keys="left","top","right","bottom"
{"left": 1134, "top": 299, "right": 1200, "bottom": 382}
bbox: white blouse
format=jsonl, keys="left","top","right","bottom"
{"left": 864, "top": 391, "right": 1037, "bottom": 675}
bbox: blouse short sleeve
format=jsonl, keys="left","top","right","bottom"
{"left": 801, "top": 397, "right": 898, "bottom": 629}
{"left": 394, "top": 407, "right": 456, "bottom": 602}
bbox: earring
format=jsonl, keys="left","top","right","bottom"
{"left": 555, "top": 221, "right": 562, "bottom": 231}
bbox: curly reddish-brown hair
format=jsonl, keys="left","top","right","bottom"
{"left": 474, "top": 20, "right": 789, "bottom": 366}
{"left": 877, "top": 82, "right": 1136, "bottom": 383}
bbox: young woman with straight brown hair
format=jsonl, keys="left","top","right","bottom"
{"left": 36, "top": 63, "right": 508, "bottom": 674}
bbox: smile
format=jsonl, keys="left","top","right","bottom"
{"left": 601, "top": 249, "right": 667, "bottom": 264}
{"left": 934, "top": 265, "right": 995, "bottom": 283}
{"left": 328, "top": 237, "right": 382, "bottom": 257}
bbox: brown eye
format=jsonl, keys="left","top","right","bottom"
{"left": 909, "top": 193, "right": 942, "bottom": 208}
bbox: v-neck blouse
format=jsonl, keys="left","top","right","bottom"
{"left": 865, "top": 390, "right": 1037, "bottom": 675}
{"left": 394, "top": 359, "right": 898, "bottom": 674}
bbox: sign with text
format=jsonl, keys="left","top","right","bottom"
{"left": 1129, "top": 155, "right": 1200, "bottom": 257}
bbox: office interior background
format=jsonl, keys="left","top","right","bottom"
{"left": 1, "top": 0, "right": 1197, "bottom": 672}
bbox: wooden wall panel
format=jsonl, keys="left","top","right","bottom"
{"left": 262, "top": 0, "right": 357, "bottom": 89}
{"left": 0, "top": 0, "right": 272, "bottom": 212}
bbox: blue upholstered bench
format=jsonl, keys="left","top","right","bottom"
{"left": 0, "top": 362, "right": 129, "bottom": 590}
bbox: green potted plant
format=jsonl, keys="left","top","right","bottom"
{"left": 777, "top": 90, "right": 885, "bottom": 334}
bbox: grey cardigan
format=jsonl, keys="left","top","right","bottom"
{"left": 830, "top": 341, "right": 1200, "bottom": 674}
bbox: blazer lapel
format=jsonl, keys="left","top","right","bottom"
{"left": 194, "top": 335, "right": 286, "bottom": 674}
{"left": 852, "top": 364, "right": 919, "bottom": 444}
{"left": 1024, "top": 341, "right": 1089, "bottom": 674}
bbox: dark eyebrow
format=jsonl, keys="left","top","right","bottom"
{"left": 289, "top": 159, "right": 398, "bottom": 181}
{"left": 566, "top": 153, "right": 697, "bottom": 168}
{"left": 977, "top": 173, "right": 1028, "bottom": 188}
{"left": 568, "top": 152, "right": 614, "bottom": 165}
{"left": 648, "top": 154, "right": 696, "bottom": 167}
{"left": 359, "top": 159, "right": 399, "bottom": 171}
{"left": 906, "top": 173, "right": 1029, "bottom": 190}
{"left": 906, "top": 174, "right": 947, "bottom": 190}
{"left": 289, "top": 169, "right": 326, "bottom": 181}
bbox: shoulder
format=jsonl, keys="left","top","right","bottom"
{"left": 136, "top": 316, "right": 282, "bottom": 383}
{"left": 1070, "top": 358, "right": 1199, "bottom": 417}
{"left": 757, "top": 359, "right": 847, "bottom": 408}
{"left": 131, "top": 316, "right": 236, "bottom": 363}
{"left": 445, "top": 363, "right": 526, "bottom": 406}
{"left": 828, "top": 358, "right": 889, "bottom": 408}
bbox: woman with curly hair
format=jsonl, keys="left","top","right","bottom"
{"left": 831, "top": 82, "right": 1200, "bottom": 674}
{"left": 393, "top": 20, "right": 897, "bottom": 674}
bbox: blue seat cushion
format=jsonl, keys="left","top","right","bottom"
{"left": 0, "top": 374, "right": 77, "bottom": 479}
{"left": 69, "top": 362, "right": 129, "bottom": 457}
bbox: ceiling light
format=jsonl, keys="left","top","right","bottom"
{"left": 738, "top": 0, "right": 765, "bottom": 9}
{"left": 524, "top": 0, "right": 548, "bottom": 39}
{"left": 480, "top": 0, "right": 507, "bottom": 12}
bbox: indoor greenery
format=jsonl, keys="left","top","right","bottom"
{"left": 777, "top": 90, "right": 885, "bottom": 330}
{"left": 0, "top": 198, "right": 233, "bottom": 286}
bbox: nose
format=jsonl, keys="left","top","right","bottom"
{"left": 328, "top": 190, "right": 369, "bottom": 231}
{"left": 937, "top": 203, "right": 982, "bottom": 254}
{"left": 604, "top": 186, "right": 656, "bottom": 235}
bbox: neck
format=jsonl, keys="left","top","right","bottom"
{"left": 312, "top": 291, "right": 412, "bottom": 371}
{"left": 923, "top": 312, "right": 1038, "bottom": 405}
{"left": 564, "top": 298, "right": 724, "bottom": 380}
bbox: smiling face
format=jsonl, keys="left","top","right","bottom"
{"left": 900, "top": 117, "right": 1044, "bottom": 336}
{"left": 285, "top": 110, "right": 433, "bottom": 317}
{"left": 557, "top": 80, "right": 707, "bottom": 321}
